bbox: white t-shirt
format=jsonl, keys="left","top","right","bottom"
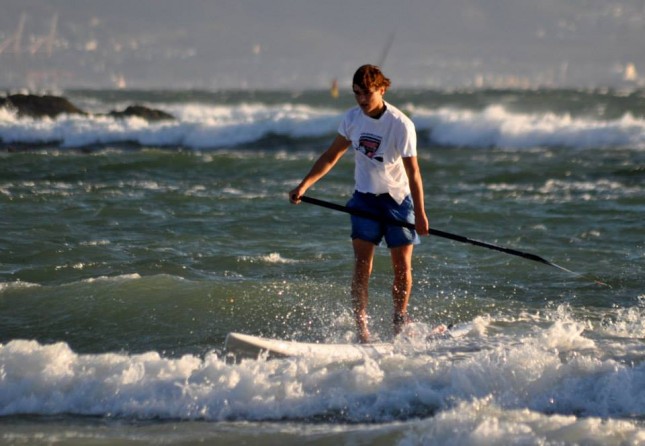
{"left": 338, "top": 101, "right": 417, "bottom": 204}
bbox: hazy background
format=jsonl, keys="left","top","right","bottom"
{"left": 1, "top": 0, "right": 644, "bottom": 90}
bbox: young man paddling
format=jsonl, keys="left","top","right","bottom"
{"left": 289, "top": 64, "right": 429, "bottom": 343}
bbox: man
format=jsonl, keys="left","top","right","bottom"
{"left": 289, "top": 64, "right": 429, "bottom": 343}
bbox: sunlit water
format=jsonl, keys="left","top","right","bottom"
{"left": 1, "top": 88, "right": 643, "bottom": 445}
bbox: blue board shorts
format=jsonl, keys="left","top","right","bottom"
{"left": 346, "top": 191, "right": 420, "bottom": 248}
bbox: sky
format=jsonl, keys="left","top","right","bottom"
{"left": 1, "top": 0, "right": 644, "bottom": 90}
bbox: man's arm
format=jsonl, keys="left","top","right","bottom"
{"left": 402, "top": 156, "right": 429, "bottom": 236}
{"left": 289, "top": 134, "right": 351, "bottom": 203}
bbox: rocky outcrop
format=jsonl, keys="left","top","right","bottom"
{"left": 0, "top": 94, "right": 175, "bottom": 121}
{"left": 0, "top": 94, "right": 86, "bottom": 118}
{"left": 107, "top": 105, "right": 174, "bottom": 121}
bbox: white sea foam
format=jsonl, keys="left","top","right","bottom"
{"left": 411, "top": 105, "right": 645, "bottom": 149}
{"left": 79, "top": 239, "right": 112, "bottom": 246}
{"left": 0, "top": 103, "right": 339, "bottom": 149}
{"left": 239, "top": 252, "right": 299, "bottom": 264}
{"left": 475, "top": 176, "right": 641, "bottom": 202}
{"left": 81, "top": 273, "right": 142, "bottom": 284}
{"left": 1, "top": 102, "right": 643, "bottom": 150}
{"left": 404, "top": 398, "right": 645, "bottom": 445}
{"left": 0, "top": 281, "right": 41, "bottom": 293}
{"left": 1, "top": 308, "right": 643, "bottom": 435}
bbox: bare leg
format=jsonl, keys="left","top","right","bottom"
{"left": 351, "top": 239, "right": 375, "bottom": 343}
{"left": 390, "top": 244, "right": 414, "bottom": 335}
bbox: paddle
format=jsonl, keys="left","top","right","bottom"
{"left": 297, "top": 195, "right": 608, "bottom": 286}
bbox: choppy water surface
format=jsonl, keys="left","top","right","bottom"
{"left": 1, "top": 88, "right": 643, "bottom": 445}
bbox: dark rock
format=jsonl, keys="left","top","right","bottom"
{"left": 0, "top": 94, "right": 86, "bottom": 118}
{"left": 107, "top": 105, "right": 174, "bottom": 121}
{"left": 0, "top": 94, "right": 175, "bottom": 122}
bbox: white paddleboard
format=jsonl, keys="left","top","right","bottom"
{"left": 225, "top": 332, "right": 394, "bottom": 361}
{"left": 224, "top": 323, "right": 468, "bottom": 361}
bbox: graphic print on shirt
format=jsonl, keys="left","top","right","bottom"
{"left": 357, "top": 133, "right": 384, "bottom": 162}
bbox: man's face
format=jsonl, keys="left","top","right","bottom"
{"left": 352, "top": 84, "right": 385, "bottom": 118}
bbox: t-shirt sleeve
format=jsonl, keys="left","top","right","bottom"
{"left": 399, "top": 117, "right": 417, "bottom": 158}
{"left": 338, "top": 109, "right": 351, "bottom": 140}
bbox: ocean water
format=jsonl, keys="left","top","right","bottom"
{"left": 0, "top": 88, "right": 644, "bottom": 445}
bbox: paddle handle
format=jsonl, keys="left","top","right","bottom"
{"left": 297, "top": 195, "right": 600, "bottom": 281}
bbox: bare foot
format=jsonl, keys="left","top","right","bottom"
{"left": 431, "top": 324, "right": 448, "bottom": 335}
{"left": 357, "top": 329, "right": 371, "bottom": 344}
{"left": 355, "top": 311, "right": 370, "bottom": 343}
{"left": 393, "top": 312, "right": 413, "bottom": 335}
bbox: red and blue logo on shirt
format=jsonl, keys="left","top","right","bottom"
{"left": 357, "top": 133, "right": 383, "bottom": 162}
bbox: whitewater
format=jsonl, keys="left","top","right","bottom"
{"left": 0, "top": 89, "right": 643, "bottom": 150}
{"left": 1, "top": 88, "right": 643, "bottom": 445}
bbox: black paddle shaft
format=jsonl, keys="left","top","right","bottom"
{"left": 298, "top": 195, "right": 575, "bottom": 274}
